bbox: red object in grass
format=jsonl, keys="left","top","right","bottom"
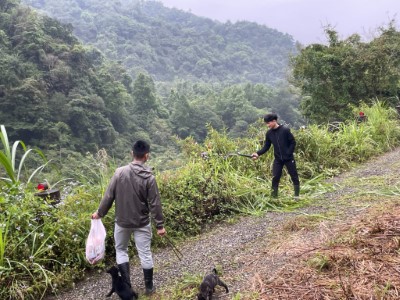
{"left": 37, "top": 183, "right": 48, "bottom": 191}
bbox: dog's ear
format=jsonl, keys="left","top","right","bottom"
{"left": 212, "top": 268, "right": 218, "bottom": 274}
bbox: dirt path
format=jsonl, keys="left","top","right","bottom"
{"left": 46, "top": 147, "right": 400, "bottom": 300}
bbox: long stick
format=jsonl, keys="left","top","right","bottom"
{"left": 224, "top": 152, "right": 254, "bottom": 159}
{"left": 236, "top": 152, "right": 254, "bottom": 158}
{"left": 164, "top": 236, "right": 183, "bottom": 261}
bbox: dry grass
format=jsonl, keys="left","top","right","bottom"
{"left": 281, "top": 215, "right": 323, "bottom": 232}
{"left": 247, "top": 204, "right": 400, "bottom": 299}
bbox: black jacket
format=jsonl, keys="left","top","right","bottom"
{"left": 257, "top": 125, "right": 296, "bottom": 161}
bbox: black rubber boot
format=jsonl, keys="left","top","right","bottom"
{"left": 118, "top": 263, "right": 138, "bottom": 298}
{"left": 143, "top": 268, "right": 155, "bottom": 295}
{"left": 271, "top": 187, "right": 278, "bottom": 198}
{"left": 118, "top": 263, "right": 131, "bottom": 287}
{"left": 294, "top": 185, "right": 300, "bottom": 199}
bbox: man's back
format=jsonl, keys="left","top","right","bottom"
{"left": 98, "top": 162, "right": 164, "bottom": 229}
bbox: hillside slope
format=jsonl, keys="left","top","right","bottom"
{"left": 44, "top": 147, "right": 400, "bottom": 299}
{"left": 0, "top": 0, "right": 136, "bottom": 153}
{"left": 23, "top": 0, "right": 297, "bottom": 84}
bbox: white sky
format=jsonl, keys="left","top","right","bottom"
{"left": 158, "top": 0, "right": 400, "bottom": 44}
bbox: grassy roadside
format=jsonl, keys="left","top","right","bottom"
{"left": 150, "top": 149, "right": 400, "bottom": 299}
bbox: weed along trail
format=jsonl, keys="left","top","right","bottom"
{"left": 46, "top": 147, "right": 400, "bottom": 300}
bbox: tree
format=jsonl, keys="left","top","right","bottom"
{"left": 0, "top": 0, "right": 19, "bottom": 12}
{"left": 169, "top": 90, "right": 192, "bottom": 139}
{"left": 291, "top": 25, "right": 400, "bottom": 124}
{"left": 132, "top": 73, "right": 158, "bottom": 114}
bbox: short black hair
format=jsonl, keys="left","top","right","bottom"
{"left": 132, "top": 140, "right": 150, "bottom": 158}
{"left": 263, "top": 113, "right": 278, "bottom": 123}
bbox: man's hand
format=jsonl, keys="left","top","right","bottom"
{"left": 157, "top": 227, "right": 166, "bottom": 237}
{"left": 91, "top": 212, "right": 100, "bottom": 219}
{"left": 251, "top": 153, "right": 259, "bottom": 160}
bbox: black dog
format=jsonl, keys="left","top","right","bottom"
{"left": 197, "top": 268, "right": 229, "bottom": 300}
{"left": 106, "top": 266, "right": 138, "bottom": 300}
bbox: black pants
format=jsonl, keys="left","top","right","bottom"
{"left": 272, "top": 158, "right": 300, "bottom": 189}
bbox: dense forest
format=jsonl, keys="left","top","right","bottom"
{"left": 1, "top": 0, "right": 303, "bottom": 162}
{"left": 22, "top": 0, "right": 297, "bottom": 85}
{"left": 0, "top": 0, "right": 131, "bottom": 154}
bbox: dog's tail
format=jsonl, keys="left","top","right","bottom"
{"left": 212, "top": 268, "right": 218, "bottom": 274}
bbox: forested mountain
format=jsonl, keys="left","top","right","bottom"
{"left": 22, "top": 0, "right": 297, "bottom": 85}
{"left": 0, "top": 0, "right": 303, "bottom": 160}
{"left": 0, "top": 0, "right": 143, "bottom": 154}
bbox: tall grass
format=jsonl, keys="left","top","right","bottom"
{"left": 0, "top": 148, "right": 117, "bottom": 299}
{"left": 159, "top": 101, "right": 400, "bottom": 233}
{"left": 296, "top": 101, "right": 400, "bottom": 176}
{"left": 0, "top": 125, "right": 47, "bottom": 186}
{"left": 0, "top": 219, "right": 7, "bottom": 267}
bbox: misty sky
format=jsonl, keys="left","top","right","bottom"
{"left": 158, "top": 0, "right": 399, "bottom": 45}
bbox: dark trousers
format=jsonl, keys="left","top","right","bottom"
{"left": 272, "top": 158, "right": 300, "bottom": 189}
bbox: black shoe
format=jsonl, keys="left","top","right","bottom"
{"left": 271, "top": 187, "right": 278, "bottom": 198}
{"left": 294, "top": 185, "right": 300, "bottom": 200}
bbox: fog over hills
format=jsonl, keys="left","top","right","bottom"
{"left": 160, "top": 0, "right": 400, "bottom": 45}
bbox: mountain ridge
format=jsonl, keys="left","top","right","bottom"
{"left": 23, "top": 0, "right": 297, "bottom": 84}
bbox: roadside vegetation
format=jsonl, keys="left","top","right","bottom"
{"left": 1, "top": 102, "right": 399, "bottom": 299}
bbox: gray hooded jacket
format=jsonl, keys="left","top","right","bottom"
{"left": 97, "top": 162, "right": 164, "bottom": 229}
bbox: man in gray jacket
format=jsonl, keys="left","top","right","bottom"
{"left": 92, "top": 140, "right": 166, "bottom": 295}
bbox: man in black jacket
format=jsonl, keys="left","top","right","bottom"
{"left": 252, "top": 113, "right": 300, "bottom": 198}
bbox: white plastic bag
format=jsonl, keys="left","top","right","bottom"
{"left": 85, "top": 219, "right": 106, "bottom": 265}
